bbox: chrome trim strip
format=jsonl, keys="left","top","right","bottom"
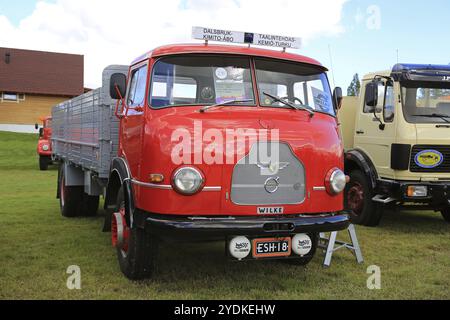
{"left": 203, "top": 186, "right": 222, "bottom": 192}
{"left": 313, "top": 186, "right": 326, "bottom": 191}
{"left": 188, "top": 216, "right": 235, "bottom": 221}
{"left": 131, "top": 179, "right": 221, "bottom": 192}
{"left": 131, "top": 179, "right": 173, "bottom": 190}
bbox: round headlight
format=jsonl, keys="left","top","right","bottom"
{"left": 172, "top": 167, "right": 205, "bottom": 195}
{"left": 42, "top": 144, "right": 50, "bottom": 151}
{"left": 326, "top": 168, "right": 347, "bottom": 195}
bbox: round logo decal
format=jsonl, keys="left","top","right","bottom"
{"left": 215, "top": 68, "right": 228, "bottom": 80}
{"left": 228, "top": 237, "right": 251, "bottom": 260}
{"left": 414, "top": 150, "right": 444, "bottom": 169}
{"left": 292, "top": 234, "right": 312, "bottom": 257}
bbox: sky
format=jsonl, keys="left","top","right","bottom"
{"left": 1, "top": 0, "right": 449, "bottom": 92}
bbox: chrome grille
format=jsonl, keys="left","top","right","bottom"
{"left": 231, "top": 143, "right": 306, "bottom": 205}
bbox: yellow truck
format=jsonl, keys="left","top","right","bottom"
{"left": 339, "top": 64, "right": 450, "bottom": 226}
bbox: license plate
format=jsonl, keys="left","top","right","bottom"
{"left": 252, "top": 238, "right": 292, "bottom": 258}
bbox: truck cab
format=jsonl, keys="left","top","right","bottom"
{"left": 340, "top": 64, "right": 450, "bottom": 226}
{"left": 35, "top": 116, "right": 53, "bottom": 171}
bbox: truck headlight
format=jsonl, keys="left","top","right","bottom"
{"left": 407, "top": 186, "right": 428, "bottom": 198}
{"left": 172, "top": 167, "right": 205, "bottom": 195}
{"left": 42, "top": 144, "right": 50, "bottom": 151}
{"left": 326, "top": 168, "right": 347, "bottom": 195}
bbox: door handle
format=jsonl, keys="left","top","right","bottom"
{"left": 356, "top": 130, "right": 365, "bottom": 135}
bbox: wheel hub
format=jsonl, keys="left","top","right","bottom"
{"left": 60, "top": 177, "right": 65, "bottom": 207}
{"left": 347, "top": 182, "right": 364, "bottom": 216}
{"left": 111, "top": 207, "right": 129, "bottom": 253}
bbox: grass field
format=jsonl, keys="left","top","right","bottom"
{"left": 0, "top": 131, "right": 449, "bottom": 300}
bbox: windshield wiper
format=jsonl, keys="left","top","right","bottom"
{"left": 199, "top": 99, "right": 254, "bottom": 113}
{"left": 263, "top": 92, "right": 315, "bottom": 117}
{"left": 412, "top": 113, "right": 450, "bottom": 123}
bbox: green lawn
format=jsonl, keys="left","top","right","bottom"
{"left": 0, "top": 131, "right": 449, "bottom": 300}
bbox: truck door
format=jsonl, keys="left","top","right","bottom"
{"left": 354, "top": 80, "right": 396, "bottom": 178}
{"left": 121, "top": 63, "right": 148, "bottom": 177}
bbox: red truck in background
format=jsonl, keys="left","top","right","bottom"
{"left": 51, "top": 29, "right": 350, "bottom": 280}
{"left": 35, "top": 116, "right": 53, "bottom": 171}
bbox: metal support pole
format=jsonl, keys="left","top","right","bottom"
{"left": 319, "top": 224, "right": 364, "bottom": 267}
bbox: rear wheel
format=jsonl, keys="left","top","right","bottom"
{"left": 345, "top": 170, "right": 382, "bottom": 227}
{"left": 59, "top": 166, "right": 83, "bottom": 217}
{"left": 113, "top": 186, "right": 158, "bottom": 280}
{"left": 81, "top": 194, "right": 99, "bottom": 217}
{"left": 441, "top": 208, "right": 450, "bottom": 223}
{"left": 39, "top": 156, "right": 49, "bottom": 171}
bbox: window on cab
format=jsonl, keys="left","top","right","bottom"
{"left": 384, "top": 83, "right": 395, "bottom": 122}
{"left": 127, "top": 66, "right": 148, "bottom": 107}
{"left": 149, "top": 55, "right": 255, "bottom": 109}
{"left": 255, "top": 59, "right": 335, "bottom": 116}
{"left": 362, "top": 80, "right": 395, "bottom": 122}
{"left": 402, "top": 81, "right": 450, "bottom": 123}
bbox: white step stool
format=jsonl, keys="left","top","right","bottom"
{"left": 318, "top": 224, "right": 364, "bottom": 267}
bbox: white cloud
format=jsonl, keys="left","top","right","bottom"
{"left": 0, "top": 0, "right": 348, "bottom": 88}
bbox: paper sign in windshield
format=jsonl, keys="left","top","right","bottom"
{"left": 214, "top": 67, "right": 247, "bottom": 104}
{"left": 311, "top": 87, "right": 332, "bottom": 112}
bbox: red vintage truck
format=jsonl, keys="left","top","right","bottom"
{"left": 52, "top": 30, "right": 350, "bottom": 280}
{"left": 35, "top": 116, "right": 53, "bottom": 171}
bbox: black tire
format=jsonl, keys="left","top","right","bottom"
{"left": 115, "top": 186, "right": 158, "bottom": 280}
{"left": 441, "top": 208, "right": 450, "bottom": 223}
{"left": 59, "top": 165, "right": 83, "bottom": 218}
{"left": 287, "top": 233, "right": 319, "bottom": 266}
{"left": 345, "top": 170, "right": 382, "bottom": 227}
{"left": 39, "top": 156, "right": 49, "bottom": 171}
{"left": 81, "top": 194, "right": 99, "bottom": 217}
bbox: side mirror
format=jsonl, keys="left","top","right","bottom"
{"left": 35, "top": 123, "right": 39, "bottom": 130}
{"left": 110, "top": 73, "right": 127, "bottom": 100}
{"left": 365, "top": 81, "right": 378, "bottom": 109}
{"left": 333, "top": 87, "right": 343, "bottom": 110}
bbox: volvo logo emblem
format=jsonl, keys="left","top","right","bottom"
{"left": 264, "top": 177, "right": 280, "bottom": 193}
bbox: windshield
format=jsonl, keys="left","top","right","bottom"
{"left": 150, "top": 55, "right": 255, "bottom": 109}
{"left": 402, "top": 82, "right": 450, "bottom": 123}
{"left": 255, "top": 59, "right": 335, "bottom": 116}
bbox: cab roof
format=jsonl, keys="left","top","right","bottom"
{"left": 363, "top": 70, "right": 391, "bottom": 81}
{"left": 363, "top": 63, "right": 450, "bottom": 81}
{"left": 392, "top": 63, "right": 450, "bottom": 73}
{"left": 131, "top": 44, "right": 326, "bottom": 70}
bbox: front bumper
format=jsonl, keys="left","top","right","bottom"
{"left": 378, "top": 179, "right": 450, "bottom": 209}
{"left": 143, "top": 212, "right": 350, "bottom": 241}
{"left": 38, "top": 151, "right": 52, "bottom": 157}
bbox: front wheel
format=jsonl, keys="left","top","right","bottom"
{"left": 345, "top": 170, "right": 382, "bottom": 227}
{"left": 113, "top": 186, "right": 158, "bottom": 280}
{"left": 39, "top": 156, "right": 50, "bottom": 171}
{"left": 441, "top": 208, "right": 450, "bottom": 223}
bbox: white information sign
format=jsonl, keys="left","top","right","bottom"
{"left": 192, "top": 26, "right": 302, "bottom": 49}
